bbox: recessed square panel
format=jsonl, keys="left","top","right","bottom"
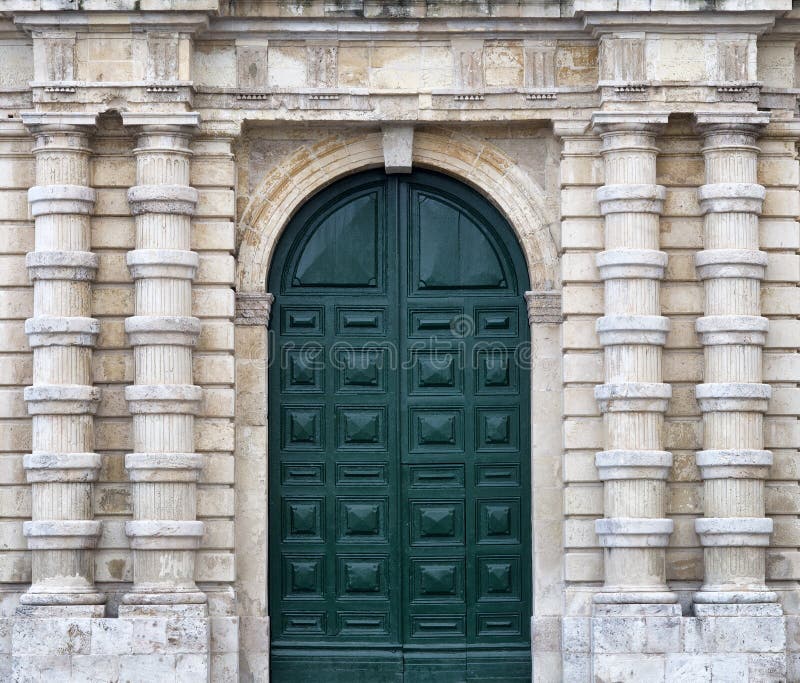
{"left": 282, "top": 406, "right": 323, "bottom": 451}
{"left": 476, "top": 407, "right": 519, "bottom": 451}
{"left": 335, "top": 348, "right": 386, "bottom": 393}
{"left": 281, "top": 612, "right": 326, "bottom": 636}
{"left": 477, "top": 499, "right": 520, "bottom": 544}
{"left": 411, "top": 501, "right": 465, "bottom": 546}
{"left": 337, "top": 407, "right": 387, "bottom": 450}
{"left": 475, "top": 307, "right": 518, "bottom": 337}
{"left": 336, "top": 307, "right": 386, "bottom": 336}
{"left": 410, "top": 408, "right": 464, "bottom": 453}
{"left": 410, "top": 615, "right": 465, "bottom": 638}
{"left": 282, "top": 555, "right": 325, "bottom": 598}
{"left": 411, "top": 559, "right": 465, "bottom": 602}
{"left": 281, "top": 306, "right": 324, "bottom": 336}
{"left": 337, "top": 555, "right": 389, "bottom": 599}
{"left": 410, "top": 350, "right": 463, "bottom": 395}
{"left": 337, "top": 612, "right": 389, "bottom": 636}
{"left": 477, "top": 612, "right": 522, "bottom": 637}
{"left": 409, "top": 309, "right": 463, "bottom": 338}
{"left": 282, "top": 497, "right": 324, "bottom": 542}
{"left": 337, "top": 498, "right": 387, "bottom": 542}
{"left": 478, "top": 556, "right": 521, "bottom": 600}
{"left": 475, "top": 348, "right": 520, "bottom": 396}
{"left": 282, "top": 346, "right": 324, "bottom": 392}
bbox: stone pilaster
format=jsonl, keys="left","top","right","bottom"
{"left": 590, "top": 112, "right": 677, "bottom": 609}
{"left": 693, "top": 112, "right": 779, "bottom": 614}
{"left": 121, "top": 112, "right": 205, "bottom": 610}
{"left": 19, "top": 112, "right": 104, "bottom": 613}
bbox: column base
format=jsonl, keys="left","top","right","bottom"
{"left": 593, "top": 590, "right": 679, "bottom": 606}
{"left": 693, "top": 588, "right": 779, "bottom": 605}
{"left": 121, "top": 590, "right": 207, "bottom": 607}
{"left": 19, "top": 590, "right": 105, "bottom": 608}
{"left": 16, "top": 603, "right": 105, "bottom": 618}
{"left": 119, "top": 602, "right": 208, "bottom": 618}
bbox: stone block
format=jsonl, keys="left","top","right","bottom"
{"left": 118, "top": 653, "right": 177, "bottom": 682}
{"left": 72, "top": 653, "right": 120, "bottom": 681}
{"left": 11, "top": 654, "right": 71, "bottom": 682}
{"left": 12, "top": 618, "right": 91, "bottom": 656}
{"left": 129, "top": 618, "right": 168, "bottom": 654}
{"left": 686, "top": 616, "right": 786, "bottom": 654}
{"left": 666, "top": 653, "right": 712, "bottom": 682}
{"left": 562, "top": 651, "right": 590, "bottom": 682}
{"left": 593, "top": 653, "right": 666, "bottom": 682}
{"left": 90, "top": 618, "right": 133, "bottom": 656}
{"left": 563, "top": 616, "right": 590, "bottom": 653}
{"left": 166, "top": 618, "right": 208, "bottom": 654}
{"left": 210, "top": 616, "right": 238, "bottom": 653}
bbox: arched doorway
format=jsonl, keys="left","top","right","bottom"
{"left": 267, "top": 169, "right": 532, "bottom": 682}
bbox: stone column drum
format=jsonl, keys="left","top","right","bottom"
{"left": 20, "top": 112, "right": 104, "bottom": 612}
{"left": 591, "top": 112, "right": 677, "bottom": 607}
{"left": 121, "top": 113, "right": 206, "bottom": 610}
{"left": 693, "top": 112, "right": 779, "bottom": 613}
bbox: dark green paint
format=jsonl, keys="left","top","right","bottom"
{"left": 268, "top": 170, "right": 532, "bottom": 682}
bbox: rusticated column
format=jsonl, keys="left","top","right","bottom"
{"left": 121, "top": 113, "right": 205, "bottom": 610}
{"left": 693, "top": 112, "right": 779, "bottom": 614}
{"left": 20, "top": 112, "right": 104, "bottom": 612}
{"left": 591, "top": 112, "right": 677, "bottom": 608}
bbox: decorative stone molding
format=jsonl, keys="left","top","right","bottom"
{"left": 693, "top": 110, "right": 776, "bottom": 612}
{"left": 590, "top": 110, "right": 677, "bottom": 610}
{"left": 20, "top": 111, "right": 104, "bottom": 611}
{"left": 235, "top": 292, "right": 275, "bottom": 326}
{"left": 524, "top": 290, "right": 562, "bottom": 324}
{"left": 122, "top": 112, "right": 206, "bottom": 611}
{"left": 382, "top": 125, "right": 414, "bottom": 174}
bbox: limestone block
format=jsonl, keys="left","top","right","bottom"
{"left": 0, "top": 191, "right": 29, "bottom": 222}
{"left": 767, "top": 387, "right": 800, "bottom": 416}
{"left": 564, "top": 551, "right": 602, "bottom": 582}
{"left": 177, "top": 653, "right": 209, "bottom": 683}
{"left": 194, "top": 419, "right": 234, "bottom": 452}
{"left": 197, "top": 487, "right": 234, "bottom": 517}
{"left": 193, "top": 355, "right": 234, "bottom": 385}
{"left": 665, "top": 654, "right": 712, "bottom": 683}
{"left": 593, "top": 652, "right": 666, "bottom": 681}
{"left": 268, "top": 45, "right": 307, "bottom": 88}
{"left": 561, "top": 218, "right": 603, "bottom": 249}
{"left": 761, "top": 219, "right": 800, "bottom": 250}
{"left": 564, "top": 485, "right": 602, "bottom": 516}
{"left": 0, "top": 359, "right": 31, "bottom": 386}
{"left": 0, "top": 291, "right": 33, "bottom": 320}
{"left": 0, "top": 551, "right": 30, "bottom": 582}
{"left": 662, "top": 284, "right": 703, "bottom": 315}
{"left": 686, "top": 616, "right": 786, "bottom": 654}
{"left": 563, "top": 417, "right": 603, "bottom": 450}
{"left": 0, "top": 226, "right": 34, "bottom": 256}
{"left": 765, "top": 353, "right": 800, "bottom": 381}
{"left": 563, "top": 352, "right": 602, "bottom": 384}
{"left": 198, "top": 323, "right": 235, "bottom": 352}
{"left": 118, "top": 653, "right": 177, "bottom": 681}
{"left": 563, "top": 387, "right": 600, "bottom": 417}
{"left": 94, "top": 189, "right": 130, "bottom": 217}
{"left": 12, "top": 618, "right": 91, "bottom": 656}
{"left": 91, "top": 217, "right": 135, "bottom": 250}
{"left": 92, "top": 286, "right": 134, "bottom": 317}
{"left": 191, "top": 159, "right": 236, "bottom": 188}
{"left": 11, "top": 653, "right": 71, "bottom": 681}
{"left": 90, "top": 618, "right": 133, "bottom": 656}
{"left": 767, "top": 485, "right": 800, "bottom": 515}
{"left": 96, "top": 252, "right": 133, "bottom": 284}
{"left": 200, "top": 455, "right": 234, "bottom": 485}
{"left": 561, "top": 187, "right": 600, "bottom": 217}
{"left": 0, "top": 423, "right": 32, "bottom": 453}
{"left": 192, "top": 289, "right": 235, "bottom": 319}
{"left": 0, "top": 257, "right": 27, "bottom": 287}
{"left": 763, "top": 189, "right": 800, "bottom": 218}
{"left": 563, "top": 451, "right": 598, "bottom": 483}
{"left": 666, "top": 482, "right": 702, "bottom": 515}
{"left": 193, "top": 43, "right": 236, "bottom": 88}
{"left": 94, "top": 551, "right": 132, "bottom": 583}
{"left": 555, "top": 44, "right": 598, "bottom": 87}
{"left": 192, "top": 222, "right": 235, "bottom": 252}
{"left": 562, "top": 285, "right": 603, "bottom": 315}
{"left": 196, "top": 551, "right": 235, "bottom": 582}
{"left": 764, "top": 286, "right": 800, "bottom": 315}
{"left": 483, "top": 43, "right": 523, "bottom": 87}
{"left": 660, "top": 218, "right": 704, "bottom": 250}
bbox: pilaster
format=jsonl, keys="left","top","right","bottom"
{"left": 692, "top": 111, "right": 780, "bottom": 614}
{"left": 590, "top": 111, "right": 677, "bottom": 610}
{"left": 19, "top": 111, "right": 104, "bottom": 612}
{"left": 121, "top": 112, "right": 206, "bottom": 611}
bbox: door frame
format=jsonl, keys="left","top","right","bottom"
{"left": 233, "top": 128, "right": 563, "bottom": 680}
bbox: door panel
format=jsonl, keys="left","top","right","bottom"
{"left": 269, "top": 170, "right": 531, "bottom": 682}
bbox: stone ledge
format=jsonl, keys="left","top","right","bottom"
{"left": 596, "top": 249, "right": 668, "bottom": 281}
{"left": 595, "top": 450, "right": 672, "bottom": 480}
{"left": 27, "top": 184, "right": 95, "bottom": 217}
{"left": 23, "top": 520, "right": 102, "bottom": 550}
{"left": 595, "top": 518, "right": 674, "bottom": 548}
{"left": 596, "top": 184, "right": 666, "bottom": 215}
{"left": 698, "top": 182, "right": 765, "bottom": 215}
{"left": 23, "top": 385, "right": 100, "bottom": 415}
{"left": 696, "top": 449, "right": 773, "bottom": 480}
{"left": 23, "top": 452, "right": 102, "bottom": 483}
{"left": 125, "top": 452, "right": 204, "bottom": 482}
{"left": 695, "top": 382, "right": 771, "bottom": 413}
{"left": 127, "top": 185, "right": 198, "bottom": 216}
{"left": 595, "top": 382, "right": 672, "bottom": 413}
{"left": 25, "top": 316, "right": 99, "bottom": 348}
{"left": 125, "top": 521, "right": 204, "bottom": 550}
{"left": 126, "top": 249, "right": 199, "bottom": 281}
{"left": 695, "top": 248, "right": 768, "bottom": 281}
{"left": 125, "top": 315, "right": 201, "bottom": 347}
{"left": 596, "top": 315, "right": 670, "bottom": 346}
{"left": 695, "top": 517, "right": 773, "bottom": 547}
{"left": 695, "top": 315, "right": 768, "bottom": 347}
{"left": 124, "top": 384, "right": 202, "bottom": 415}
{"left": 25, "top": 250, "right": 99, "bottom": 282}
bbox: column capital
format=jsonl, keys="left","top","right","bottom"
{"left": 121, "top": 112, "right": 200, "bottom": 132}
{"left": 21, "top": 111, "right": 99, "bottom": 134}
{"left": 694, "top": 111, "right": 770, "bottom": 136}
{"left": 590, "top": 111, "right": 669, "bottom": 135}
{"left": 235, "top": 292, "right": 276, "bottom": 326}
{"left": 524, "top": 290, "right": 561, "bottom": 325}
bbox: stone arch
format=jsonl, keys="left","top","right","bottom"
{"left": 236, "top": 127, "right": 558, "bottom": 293}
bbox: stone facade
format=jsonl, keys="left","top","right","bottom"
{"left": 0, "top": 1, "right": 798, "bottom": 681}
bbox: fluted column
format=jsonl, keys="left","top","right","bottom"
{"left": 591, "top": 112, "right": 677, "bottom": 607}
{"left": 20, "top": 112, "right": 104, "bottom": 612}
{"left": 121, "top": 113, "right": 205, "bottom": 610}
{"left": 693, "top": 112, "right": 779, "bottom": 614}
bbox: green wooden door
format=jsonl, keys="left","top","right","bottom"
{"left": 268, "top": 170, "right": 531, "bottom": 682}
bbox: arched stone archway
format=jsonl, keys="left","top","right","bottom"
{"left": 236, "top": 128, "right": 559, "bottom": 294}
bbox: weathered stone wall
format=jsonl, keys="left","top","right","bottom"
{"left": 0, "top": 1, "right": 798, "bottom": 681}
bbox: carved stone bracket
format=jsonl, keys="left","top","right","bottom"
{"left": 235, "top": 292, "right": 276, "bottom": 326}
{"left": 524, "top": 290, "right": 562, "bottom": 325}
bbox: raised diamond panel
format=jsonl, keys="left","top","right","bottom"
{"left": 282, "top": 498, "right": 324, "bottom": 542}
{"left": 411, "top": 409, "right": 463, "bottom": 452}
{"left": 412, "top": 560, "right": 465, "bottom": 602}
{"left": 337, "top": 498, "right": 386, "bottom": 541}
{"left": 337, "top": 556, "right": 388, "bottom": 598}
{"left": 477, "top": 499, "right": 520, "bottom": 544}
{"left": 477, "top": 407, "right": 519, "bottom": 451}
{"left": 336, "top": 348, "right": 386, "bottom": 392}
{"left": 478, "top": 557, "right": 520, "bottom": 600}
{"left": 338, "top": 407, "right": 386, "bottom": 449}
{"left": 411, "top": 501, "right": 464, "bottom": 546}
{"left": 283, "top": 407, "right": 323, "bottom": 450}
{"left": 282, "top": 555, "right": 325, "bottom": 598}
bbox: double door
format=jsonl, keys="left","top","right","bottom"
{"left": 268, "top": 170, "right": 531, "bottom": 682}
